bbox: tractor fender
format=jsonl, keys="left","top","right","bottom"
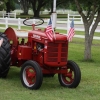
{"left": 5, "top": 27, "right": 18, "bottom": 46}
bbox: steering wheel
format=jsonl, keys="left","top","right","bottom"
{"left": 23, "top": 17, "right": 44, "bottom": 26}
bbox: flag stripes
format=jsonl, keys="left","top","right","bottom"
{"left": 45, "top": 18, "right": 54, "bottom": 41}
{"left": 67, "top": 28, "right": 75, "bottom": 41}
{"left": 67, "top": 19, "right": 75, "bottom": 41}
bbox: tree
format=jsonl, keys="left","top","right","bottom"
{"left": 19, "top": 0, "right": 68, "bottom": 17}
{"left": 0, "top": 0, "right": 15, "bottom": 13}
{"left": 0, "top": 0, "right": 7, "bottom": 10}
{"left": 29, "top": 0, "right": 47, "bottom": 17}
{"left": 44, "top": 0, "right": 69, "bottom": 13}
{"left": 73, "top": 0, "right": 100, "bottom": 60}
{"left": 0, "top": 3, "right": 6, "bottom": 11}
{"left": 20, "top": 0, "right": 30, "bottom": 15}
{"left": 6, "top": 1, "right": 10, "bottom": 13}
{"left": 6, "top": 0, "right": 15, "bottom": 13}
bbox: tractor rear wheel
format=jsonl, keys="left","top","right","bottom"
{"left": 58, "top": 60, "right": 81, "bottom": 88}
{"left": 0, "top": 32, "right": 11, "bottom": 78}
{"left": 20, "top": 60, "right": 43, "bottom": 90}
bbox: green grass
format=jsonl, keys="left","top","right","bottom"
{"left": 0, "top": 37, "right": 100, "bottom": 100}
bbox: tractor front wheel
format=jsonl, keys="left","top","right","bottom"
{"left": 58, "top": 60, "right": 81, "bottom": 88}
{"left": 20, "top": 60, "right": 43, "bottom": 90}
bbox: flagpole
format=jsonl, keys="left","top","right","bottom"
{"left": 52, "top": 0, "right": 57, "bottom": 30}
{"left": 51, "top": 0, "right": 57, "bottom": 40}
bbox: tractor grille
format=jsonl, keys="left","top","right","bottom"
{"left": 46, "top": 42, "right": 68, "bottom": 62}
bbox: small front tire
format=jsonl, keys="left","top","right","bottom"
{"left": 58, "top": 60, "right": 81, "bottom": 88}
{"left": 20, "top": 60, "right": 43, "bottom": 90}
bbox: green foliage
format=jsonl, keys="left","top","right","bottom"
{"left": 9, "top": 0, "right": 15, "bottom": 11}
{"left": 69, "top": 3, "right": 77, "bottom": 11}
{"left": 0, "top": 0, "right": 7, "bottom": 2}
{"left": 0, "top": 0, "right": 7, "bottom": 10}
{"left": 0, "top": 2, "right": 6, "bottom": 10}
{"left": 0, "top": 0, "right": 16, "bottom": 12}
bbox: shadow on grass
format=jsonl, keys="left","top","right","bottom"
{"left": 7, "top": 67, "right": 20, "bottom": 79}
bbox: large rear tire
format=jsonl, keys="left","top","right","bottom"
{"left": 0, "top": 32, "right": 11, "bottom": 78}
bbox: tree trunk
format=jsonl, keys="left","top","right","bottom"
{"left": 32, "top": 3, "right": 41, "bottom": 17}
{"left": 20, "top": 0, "right": 30, "bottom": 15}
{"left": 23, "top": 6, "right": 28, "bottom": 15}
{"left": 84, "top": 23, "right": 92, "bottom": 60}
{"left": 84, "top": 15, "right": 100, "bottom": 60}
{"left": 33, "top": 9, "right": 40, "bottom": 17}
{"left": 84, "top": 40, "right": 92, "bottom": 60}
{"left": 84, "top": 31, "right": 92, "bottom": 60}
{"left": 6, "top": 2, "right": 11, "bottom": 13}
{"left": 31, "top": 0, "right": 47, "bottom": 17}
{"left": 50, "top": 1, "right": 53, "bottom": 14}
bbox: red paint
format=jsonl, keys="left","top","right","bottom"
{"left": 4, "top": 27, "right": 68, "bottom": 74}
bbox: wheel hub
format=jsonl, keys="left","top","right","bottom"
{"left": 25, "top": 67, "right": 36, "bottom": 85}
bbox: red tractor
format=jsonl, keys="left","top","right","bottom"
{"left": 0, "top": 18, "right": 81, "bottom": 90}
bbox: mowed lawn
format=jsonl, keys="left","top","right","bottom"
{"left": 0, "top": 32, "right": 100, "bottom": 100}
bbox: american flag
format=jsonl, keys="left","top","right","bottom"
{"left": 67, "top": 19, "right": 75, "bottom": 41}
{"left": 45, "top": 18, "right": 54, "bottom": 41}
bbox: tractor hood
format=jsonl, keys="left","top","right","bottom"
{"left": 28, "top": 30, "right": 68, "bottom": 42}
